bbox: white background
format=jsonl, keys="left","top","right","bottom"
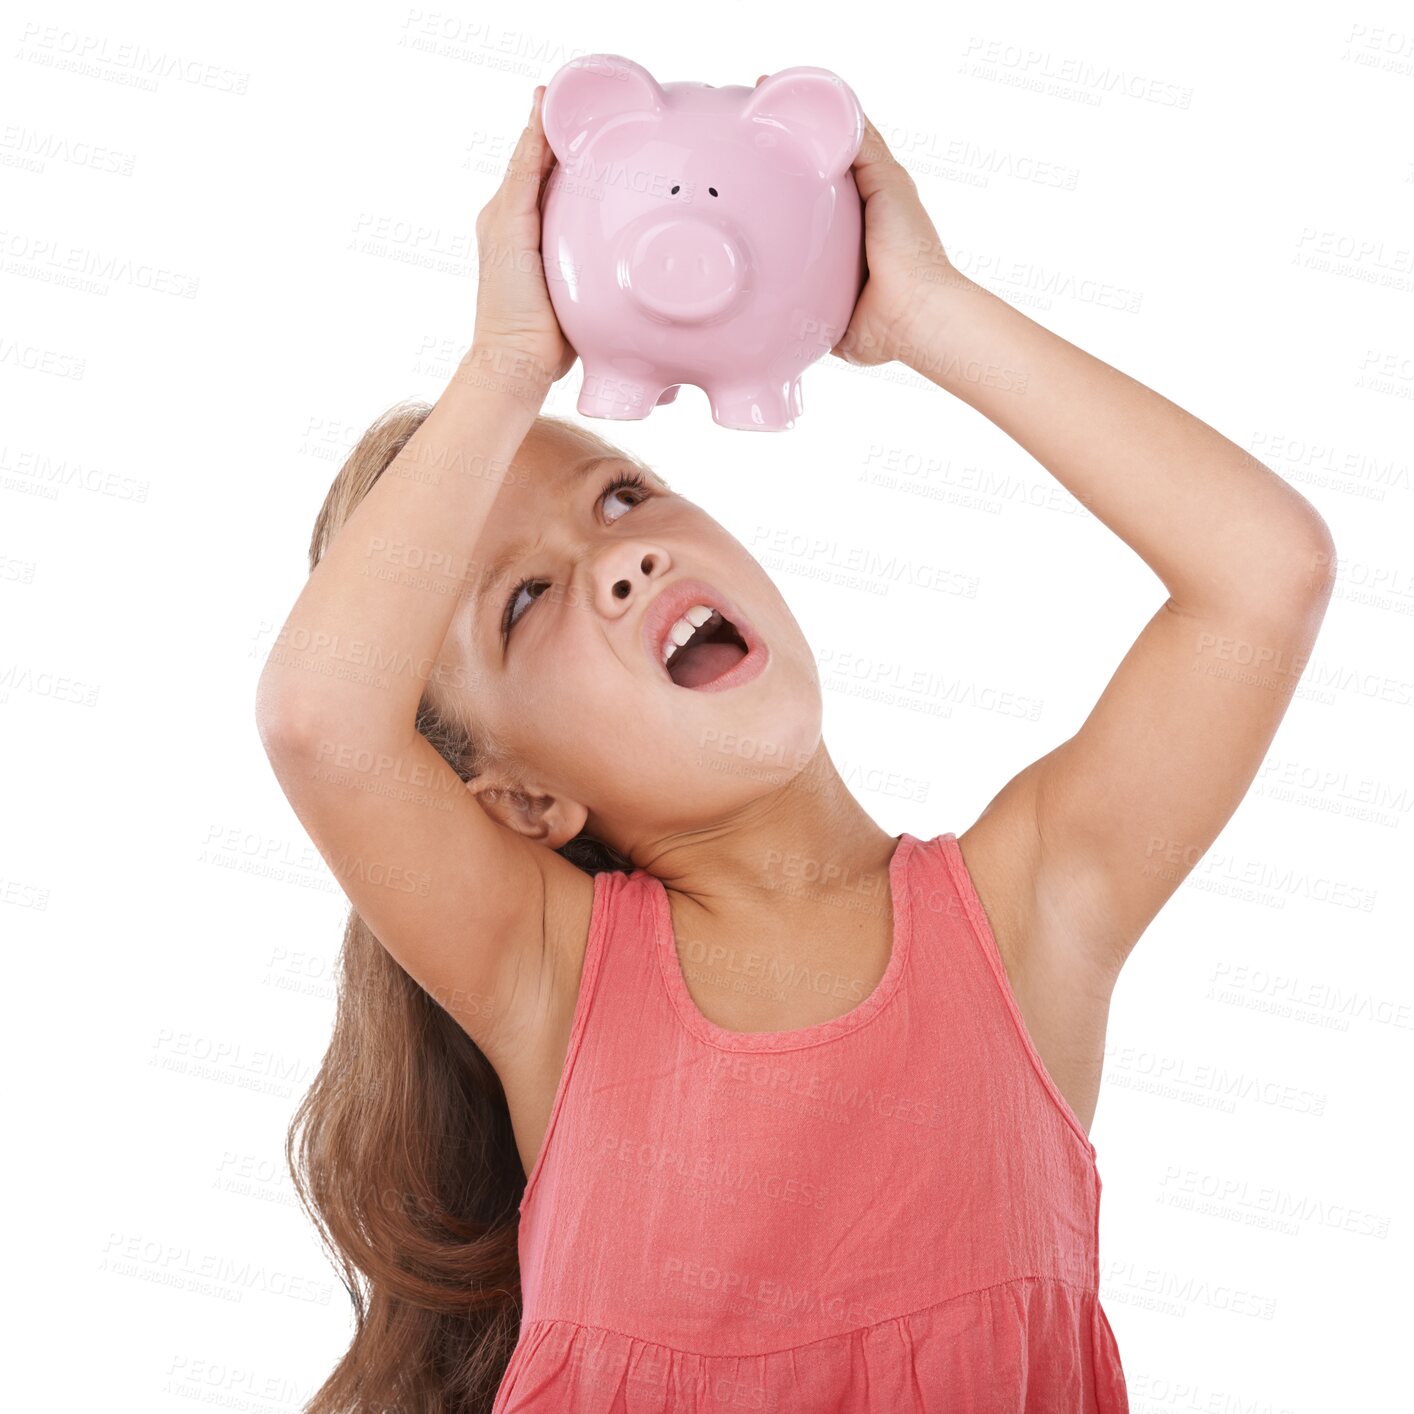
{"left": 5, "top": 1, "right": 1411, "bottom": 1409}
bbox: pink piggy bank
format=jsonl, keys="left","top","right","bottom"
{"left": 538, "top": 53, "right": 866, "bottom": 431}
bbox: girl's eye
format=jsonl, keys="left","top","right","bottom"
{"left": 501, "top": 470, "right": 655, "bottom": 642}
{"left": 501, "top": 577, "right": 549, "bottom": 639}
{"left": 601, "top": 469, "right": 652, "bottom": 521}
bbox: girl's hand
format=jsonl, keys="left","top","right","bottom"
{"left": 750, "top": 75, "right": 958, "bottom": 370}
{"left": 472, "top": 85, "right": 578, "bottom": 382}
{"left": 836, "top": 111, "right": 959, "bottom": 367}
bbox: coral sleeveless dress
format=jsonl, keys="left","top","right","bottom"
{"left": 491, "top": 831, "right": 1129, "bottom": 1412}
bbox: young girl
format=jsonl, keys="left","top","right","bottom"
{"left": 256, "top": 79, "right": 1335, "bottom": 1414}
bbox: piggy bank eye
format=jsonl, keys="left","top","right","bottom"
{"left": 708, "top": 187, "right": 718, "bottom": 197}
{"left": 670, "top": 184, "right": 680, "bottom": 195}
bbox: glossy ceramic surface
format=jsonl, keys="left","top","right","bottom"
{"left": 538, "top": 53, "right": 866, "bottom": 431}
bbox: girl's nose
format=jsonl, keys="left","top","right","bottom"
{"left": 594, "top": 541, "right": 671, "bottom": 608}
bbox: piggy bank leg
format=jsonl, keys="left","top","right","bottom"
{"left": 576, "top": 366, "right": 661, "bottom": 421}
{"left": 708, "top": 380, "right": 796, "bottom": 432}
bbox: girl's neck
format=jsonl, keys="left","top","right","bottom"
{"left": 634, "top": 739, "right": 901, "bottom": 936}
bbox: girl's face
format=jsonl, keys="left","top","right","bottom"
{"left": 439, "top": 423, "right": 823, "bottom": 852}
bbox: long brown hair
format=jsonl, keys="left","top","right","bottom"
{"left": 288, "top": 397, "right": 634, "bottom": 1412}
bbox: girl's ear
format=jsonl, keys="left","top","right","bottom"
{"left": 466, "top": 774, "right": 589, "bottom": 850}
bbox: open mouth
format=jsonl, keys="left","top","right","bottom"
{"left": 662, "top": 605, "right": 752, "bottom": 690}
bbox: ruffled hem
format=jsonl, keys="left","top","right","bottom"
{"left": 492, "top": 1276, "right": 1128, "bottom": 1412}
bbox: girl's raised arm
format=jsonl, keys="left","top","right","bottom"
{"left": 253, "top": 87, "right": 572, "bottom": 1060}
{"left": 834, "top": 113, "right": 1336, "bottom": 981}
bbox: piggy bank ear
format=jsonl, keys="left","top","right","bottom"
{"left": 541, "top": 53, "right": 667, "bottom": 164}
{"left": 740, "top": 67, "right": 864, "bottom": 181}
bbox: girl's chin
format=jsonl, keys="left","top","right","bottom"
{"left": 684, "top": 702, "right": 822, "bottom": 775}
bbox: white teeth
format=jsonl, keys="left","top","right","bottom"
{"left": 662, "top": 603, "right": 720, "bottom": 664}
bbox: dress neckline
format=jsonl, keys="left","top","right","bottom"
{"left": 639, "top": 832, "right": 917, "bottom": 1052}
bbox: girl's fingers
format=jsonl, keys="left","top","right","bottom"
{"left": 530, "top": 86, "right": 557, "bottom": 188}
{"left": 498, "top": 87, "right": 551, "bottom": 211}
{"left": 850, "top": 111, "right": 912, "bottom": 202}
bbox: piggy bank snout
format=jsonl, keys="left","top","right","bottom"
{"left": 623, "top": 218, "right": 746, "bottom": 324}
